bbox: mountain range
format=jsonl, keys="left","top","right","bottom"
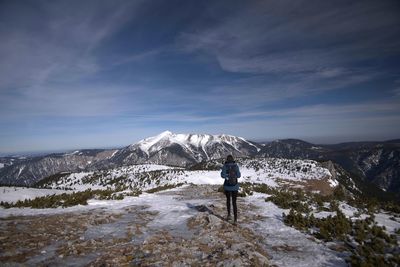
{"left": 259, "top": 138, "right": 400, "bottom": 197}
{"left": 0, "top": 131, "right": 399, "bottom": 199}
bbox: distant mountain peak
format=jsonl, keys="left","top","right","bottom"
{"left": 159, "top": 130, "right": 173, "bottom": 136}
{"left": 111, "top": 131, "right": 261, "bottom": 167}
{"left": 135, "top": 131, "right": 245, "bottom": 156}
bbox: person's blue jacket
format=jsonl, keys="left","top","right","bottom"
{"left": 221, "top": 161, "right": 241, "bottom": 192}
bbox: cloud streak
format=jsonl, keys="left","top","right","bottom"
{"left": 0, "top": 0, "right": 140, "bottom": 89}
{"left": 179, "top": 0, "right": 400, "bottom": 75}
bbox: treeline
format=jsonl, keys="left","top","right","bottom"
{"left": 0, "top": 189, "right": 140, "bottom": 209}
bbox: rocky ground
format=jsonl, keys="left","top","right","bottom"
{"left": 0, "top": 185, "right": 344, "bottom": 266}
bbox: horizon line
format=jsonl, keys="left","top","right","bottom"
{"left": 1, "top": 134, "right": 398, "bottom": 157}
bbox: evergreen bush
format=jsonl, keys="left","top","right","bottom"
{"left": 0, "top": 188, "right": 142, "bottom": 209}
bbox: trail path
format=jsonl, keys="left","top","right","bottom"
{"left": 0, "top": 185, "right": 345, "bottom": 266}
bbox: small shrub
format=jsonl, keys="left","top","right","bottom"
{"left": 266, "top": 189, "right": 310, "bottom": 213}
{"left": 314, "top": 210, "right": 352, "bottom": 241}
{"left": 283, "top": 209, "right": 314, "bottom": 230}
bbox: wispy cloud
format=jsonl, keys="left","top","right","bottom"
{"left": 178, "top": 0, "right": 400, "bottom": 75}
{"left": 0, "top": 0, "right": 140, "bottom": 89}
{"left": 104, "top": 99, "right": 400, "bottom": 127}
{"left": 191, "top": 71, "right": 379, "bottom": 111}
{"left": 174, "top": 0, "right": 400, "bottom": 118}
{"left": 0, "top": 84, "right": 141, "bottom": 118}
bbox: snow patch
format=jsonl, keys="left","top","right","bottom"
{"left": 17, "top": 166, "right": 25, "bottom": 178}
{"left": 245, "top": 193, "right": 346, "bottom": 267}
{"left": 0, "top": 187, "right": 71, "bottom": 203}
{"left": 328, "top": 178, "right": 339, "bottom": 187}
{"left": 109, "top": 150, "right": 119, "bottom": 158}
{"left": 311, "top": 146, "right": 323, "bottom": 150}
{"left": 374, "top": 212, "right": 400, "bottom": 234}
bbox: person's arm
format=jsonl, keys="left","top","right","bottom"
{"left": 221, "top": 164, "right": 228, "bottom": 179}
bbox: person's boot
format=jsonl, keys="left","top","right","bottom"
{"left": 226, "top": 214, "right": 231, "bottom": 221}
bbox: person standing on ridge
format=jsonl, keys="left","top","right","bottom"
{"left": 221, "top": 155, "right": 241, "bottom": 224}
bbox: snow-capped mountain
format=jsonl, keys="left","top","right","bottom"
{"left": 104, "top": 131, "right": 261, "bottom": 167}
{"left": 0, "top": 132, "right": 261, "bottom": 186}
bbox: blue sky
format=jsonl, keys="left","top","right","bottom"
{"left": 0, "top": 0, "right": 400, "bottom": 154}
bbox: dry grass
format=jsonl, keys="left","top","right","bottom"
{"left": 276, "top": 176, "right": 335, "bottom": 196}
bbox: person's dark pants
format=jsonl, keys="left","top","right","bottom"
{"left": 225, "top": 191, "right": 238, "bottom": 221}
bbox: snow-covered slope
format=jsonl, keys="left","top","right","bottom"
{"left": 35, "top": 158, "right": 337, "bottom": 195}
{"left": 0, "top": 187, "right": 70, "bottom": 203}
{"left": 37, "top": 164, "right": 180, "bottom": 192}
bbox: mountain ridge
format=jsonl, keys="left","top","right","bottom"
{"left": 0, "top": 132, "right": 398, "bottom": 199}
{"left": 106, "top": 131, "right": 260, "bottom": 167}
